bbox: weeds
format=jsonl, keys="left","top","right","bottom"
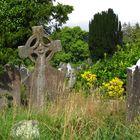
{"left": 0, "top": 93, "right": 139, "bottom": 140}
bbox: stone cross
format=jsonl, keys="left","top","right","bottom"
{"left": 18, "top": 26, "right": 62, "bottom": 110}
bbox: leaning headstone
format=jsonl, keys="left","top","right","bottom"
{"left": 5, "top": 64, "right": 21, "bottom": 106}
{"left": 0, "top": 64, "right": 21, "bottom": 107}
{"left": 127, "top": 59, "right": 140, "bottom": 121}
{"left": 10, "top": 120, "right": 39, "bottom": 140}
{"left": 18, "top": 26, "right": 63, "bottom": 110}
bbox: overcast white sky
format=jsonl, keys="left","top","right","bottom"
{"left": 56, "top": 0, "right": 140, "bottom": 31}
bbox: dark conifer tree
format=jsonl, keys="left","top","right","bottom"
{"left": 89, "top": 8, "right": 123, "bottom": 60}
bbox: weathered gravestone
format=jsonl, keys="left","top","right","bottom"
{"left": 65, "top": 63, "right": 76, "bottom": 89}
{"left": 0, "top": 64, "right": 21, "bottom": 108}
{"left": 18, "top": 26, "right": 65, "bottom": 110}
{"left": 58, "top": 62, "right": 76, "bottom": 89}
{"left": 127, "top": 59, "right": 140, "bottom": 121}
{"left": 19, "top": 64, "right": 29, "bottom": 83}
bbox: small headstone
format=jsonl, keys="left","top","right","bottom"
{"left": 10, "top": 120, "right": 39, "bottom": 140}
{"left": 65, "top": 63, "right": 76, "bottom": 89}
{"left": 67, "top": 68, "right": 76, "bottom": 89}
{"left": 58, "top": 62, "right": 76, "bottom": 89}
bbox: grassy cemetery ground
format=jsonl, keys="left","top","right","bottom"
{"left": 1, "top": 40, "right": 140, "bottom": 139}
{"left": 1, "top": 2, "right": 140, "bottom": 139}
{"left": 0, "top": 93, "right": 140, "bottom": 140}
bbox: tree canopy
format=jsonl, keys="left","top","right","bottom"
{"left": 89, "top": 8, "right": 123, "bottom": 60}
{"left": 51, "top": 26, "right": 90, "bottom": 66}
{"left": 0, "top": 0, "right": 73, "bottom": 49}
{"left": 0, "top": 0, "right": 73, "bottom": 73}
{"left": 122, "top": 23, "right": 140, "bottom": 44}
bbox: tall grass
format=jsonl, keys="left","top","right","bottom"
{"left": 0, "top": 93, "right": 140, "bottom": 140}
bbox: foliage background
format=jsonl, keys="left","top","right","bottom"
{"left": 51, "top": 26, "right": 89, "bottom": 66}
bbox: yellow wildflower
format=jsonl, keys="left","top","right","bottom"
{"left": 81, "top": 71, "right": 97, "bottom": 87}
{"left": 102, "top": 77, "right": 124, "bottom": 98}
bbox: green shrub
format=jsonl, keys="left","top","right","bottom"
{"left": 89, "top": 42, "right": 140, "bottom": 86}
{"left": 51, "top": 26, "right": 89, "bottom": 66}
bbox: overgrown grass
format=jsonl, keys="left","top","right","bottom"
{"left": 0, "top": 93, "right": 140, "bottom": 140}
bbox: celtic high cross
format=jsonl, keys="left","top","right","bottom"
{"left": 18, "top": 26, "right": 62, "bottom": 110}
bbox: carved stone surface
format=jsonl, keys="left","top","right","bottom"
{"left": 127, "top": 61, "right": 140, "bottom": 121}
{"left": 18, "top": 26, "right": 62, "bottom": 110}
{"left": 46, "top": 65, "right": 66, "bottom": 100}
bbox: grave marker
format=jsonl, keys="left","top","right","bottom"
{"left": 18, "top": 26, "right": 62, "bottom": 110}
{"left": 127, "top": 60, "right": 140, "bottom": 121}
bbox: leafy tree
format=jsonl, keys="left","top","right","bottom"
{"left": 0, "top": 48, "right": 22, "bottom": 74}
{"left": 122, "top": 22, "right": 140, "bottom": 44}
{"left": 51, "top": 26, "right": 90, "bottom": 66}
{"left": 0, "top": 0, "right": 73, "bottom": 72}
{"left": 0, "top": 0, "right": 73, "bottom": 49}
{"left": 89, "top": 8, "right": 123, "bottom": 60}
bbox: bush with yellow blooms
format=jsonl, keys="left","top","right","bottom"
{"left": 102, "top": 77, "right": 124, "bottom": 98}
{"left": 81, "top": 71, "right": 97, "bottom": 87}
